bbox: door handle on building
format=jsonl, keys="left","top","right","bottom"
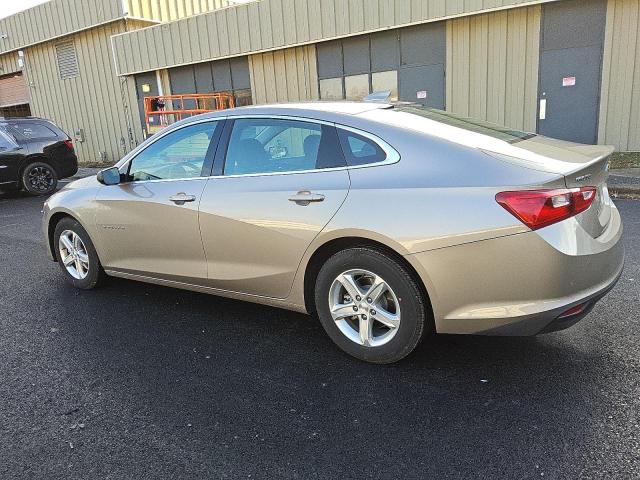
{"left": 169, "top": 193, "right": 196, "bottom": 205}
{"left": 539, "top": 98, "right": 547, "bottom": 120}
{"left": 288, "top": 191, "right": 325, "bottom": 206}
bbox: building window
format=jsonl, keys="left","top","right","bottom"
{"left": 319, "top": 78, "right": 343, "bottom": 100}
{"left": 169, "top": 57, "right": 253, "bottom": 108}
{"left": 55, "top": 41, "right": 79, "bottom": 80}
{"left": 345, "top": 74, "right": 370, "bottom": 101}
{"left": 372, "top": 71, "right": 399, "bottom": 101}
{"left": 317, "top": 35, "right": 399, "bottom": 102}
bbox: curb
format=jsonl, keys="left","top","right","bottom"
{"left": 610, "top": 187, "right": 640, "bottom": 200}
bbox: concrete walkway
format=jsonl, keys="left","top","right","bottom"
{"left": 609, "top": 168, "right": 640, "bottom": 198}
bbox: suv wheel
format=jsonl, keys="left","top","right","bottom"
{"left": 315, "top": 248, "right": 431, "bottom": 364}
{"left": 22, "top": 162, "right": 58, "bottom": 196}
{"left": 53, "top": 217, "right": 105, "bottom": 289}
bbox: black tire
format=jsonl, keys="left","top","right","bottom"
{"left": 314, "top": 247, "right": 431, "bottom": 364}
{"left": 21, "top": 161, "right": 58, "bottom": 196}
{"left": 53, "top": 217, "right": 106, "bottom": 290}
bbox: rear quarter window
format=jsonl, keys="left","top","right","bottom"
{"left": 337, "top": 129, "right": 387, "bottom": 166}
{"left": 7, "top": 122, "right": 59, "bottom": 141}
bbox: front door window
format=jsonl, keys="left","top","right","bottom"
{"left": 127, "top": 122, "right": 219, "bottom": 181}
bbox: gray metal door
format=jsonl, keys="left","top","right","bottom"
{"left": 537, "top": 0, "right": 607, "bottom": 144}
{"left": 134, "top": 72, "right": 159, "bottom": 136}
{"left": 398, "top": 23, "right": 446, "bottom": 108}
{"left": 399, "top": 64, "right": 445, "bottom": 109}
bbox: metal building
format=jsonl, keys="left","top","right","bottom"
{"left": 1, "top": 0, "right": 639, "bottom": 163}
{"left": 0, "top": 0, "right": 229, "bottom": 163}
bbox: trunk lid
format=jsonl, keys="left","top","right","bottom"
{"left": 483, "top": 135, "right": 614, "bottom": 238}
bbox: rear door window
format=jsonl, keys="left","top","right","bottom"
{"left": 337, "top": 129, "right": 387, "bottom": 166}
{"left": 223, "top": 118, "right": 345, "bottom": 175}
{"left": 7, "top": 122, "right": 59, "bottom": 141}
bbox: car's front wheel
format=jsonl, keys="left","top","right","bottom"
{"left": 315, "top": 247, "right": 431, "bottom": 364}
{"left": 53, "top": 217, "right": 105, "bottom": 289}
{"left": 22, "top": 161, "right": 58, "bottom": 196}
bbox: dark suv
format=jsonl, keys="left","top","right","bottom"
{"left": 0, "top": 117, "right": 78, "bottom": 195}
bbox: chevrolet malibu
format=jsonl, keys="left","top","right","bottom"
{"left": 42, "top": 102, "right": 624, "bottom": 363}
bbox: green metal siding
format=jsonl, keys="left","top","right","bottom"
{"left": 111, "top": 0, "right": 559, "bottom": 75}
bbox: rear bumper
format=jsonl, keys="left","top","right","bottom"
{"left": 406, "top": 204, "right": 624, "bottom": 336}
{"left": 53, "top": 155, "right": 78, "bottom": 179}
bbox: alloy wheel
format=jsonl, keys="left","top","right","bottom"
{"left": 328, "top": 269, "right": 401, "bottom": 347}
{"left": 58, "top": 230, "right": 90, "bottom": 280}
{"left": 27, "top": 166, "right": 54, "bottom": 193}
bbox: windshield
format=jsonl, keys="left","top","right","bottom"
{"left": 396, "top": 106, "right": 536, "bottom": 144}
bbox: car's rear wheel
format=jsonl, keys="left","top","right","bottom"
{"left": 22, "top": 161, "right": 58, "bottom": 196}
{"left": 315, "top": 247, "right": 430, "bottom": 364}
{"left": 53, "top": 217, "right": 105, "bottom": 289}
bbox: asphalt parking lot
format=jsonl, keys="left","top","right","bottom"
{"left": 0, "top": 189, "right": 638, "bottom": 480}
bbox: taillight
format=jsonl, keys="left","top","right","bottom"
{"left": 496, "top": 187, "right": 597, "bottom": 230}
{"left": 64, "top": 139, "right": 74, "bottom": 150}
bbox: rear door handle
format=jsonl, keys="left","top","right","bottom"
{"left": 169, "top": 193, "right": 196, "bottom": 205}
{"left": 288, "top": 191, "right": 325, "bottom": 206}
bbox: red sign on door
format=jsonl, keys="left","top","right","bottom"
{"left": 562, "top": 76, "right": 576, "bottom": 87}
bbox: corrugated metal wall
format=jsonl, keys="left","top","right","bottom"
{"left": 125, "top": 0, "right": 230, "bottom": 21}
{"left": 249, "top": 45, "right": 318, "bottom": 104}
{"left": 599, "top": 0, "right": 640, "bottom": 151}
{"left": 446, "top": 5, "right": 541, "bottom": 132}
{"left": 112, "top": 0, "right": 552, "bottom": 75}
{"left": 0, "top": 0, "right": 124, "bottom": 55}
{"left": 23, "top": 20, "right": 153, "bottom": 164}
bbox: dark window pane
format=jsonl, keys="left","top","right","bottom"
{"left": 337, "top": 129, "right": 386, "bottom": 166}
{"left": 233, "top": 89, "right": 253, "bottom": 107}
{"left": 370, "top": 30, "right": 399, "bottom": 72}
{"left": 316, "top": 40, "right": 343, "bottom": 79}
{"left": 212, "top": 59, "right": 232, "bottom": 91}
{"left": 194, "top": 63, "right": 214, "bottom": 93}
{"left": 342, "top": 35, "right": 370, "bottom": 75}
{"left": 230, "top": 57, "right": 251, "bottom": 90}
{"left": 400, "top": 23, "right": 446, "bottom": 67}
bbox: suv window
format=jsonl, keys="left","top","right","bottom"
{"left": 0, "top": 128, "right": 17, "bottom": 151}
{"left": 6, "top": 121, "right": 58, "bottom": 140}
{"left": 224, "top": 118, "right": 345, "bottom": 175}
{"left": 128, "top": 122, "right": 218, "bottom": 181}
{"left": 337, "top": 129, "right": 387, "bottom": 166}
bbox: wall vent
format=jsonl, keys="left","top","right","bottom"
{"left": 55, "top": 41, "right": 79, "bottom": 80}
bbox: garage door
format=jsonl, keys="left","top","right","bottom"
{"left": 0, "top": 72, "right": 29, "bottom": 108}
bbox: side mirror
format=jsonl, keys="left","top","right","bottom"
{"left": 97, "top": 166, "right": 121, "bottom": 186}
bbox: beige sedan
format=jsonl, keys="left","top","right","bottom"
{"left": 43, "top": 102, "right": 624, "bottom": 363}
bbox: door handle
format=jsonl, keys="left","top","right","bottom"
{"left": 169, "top": 193, "right": 196, "bottom": 205}
{"left": 288, "top": 191, "right": 325, "bottom": 206}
